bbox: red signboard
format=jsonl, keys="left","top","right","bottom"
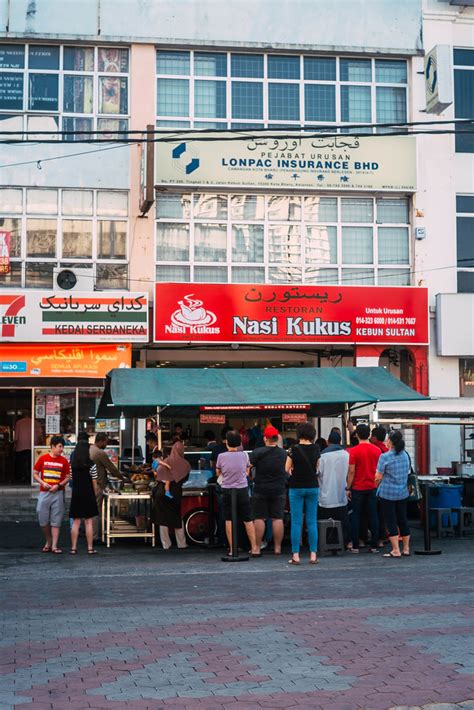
{"left": 282, "top": 413, "right": 309, "bottom": 424}
{"left": 0, "top": 231, "right": 11, "bottom": 274}
{"left": 154, "top": 284, "right": 429, "bottom": 345}
{"left": 200, "top": 414, "right": 226, "bottom": 425}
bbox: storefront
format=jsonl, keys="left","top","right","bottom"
{"left": 0, "top": 290, "right": 148, "bottom": 485}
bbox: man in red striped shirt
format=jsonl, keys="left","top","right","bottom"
{"left": 33, "top": 436, "right": 70, "bottom": 554}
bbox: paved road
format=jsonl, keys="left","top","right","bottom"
{"left": 0, "top": 523, "right": 473, "bottom": 710}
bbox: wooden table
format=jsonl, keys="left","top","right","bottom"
{"left": 102, "top": 492, "right": 155, "bottom": 548}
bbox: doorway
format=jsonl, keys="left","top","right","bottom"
{"left": 0, "top": 389, "right": 33, "bottom": 485}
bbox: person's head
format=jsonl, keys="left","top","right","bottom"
{"left": 174, "top": 422, "right": 183, "bottom": 434}
{"left": 226, "top": 430, "right": 241, "bottom": 449}
{"left": 328, "top": 430, "right": 342, "bottom": 445}
{"left": 20, "top": 409, "right": 31, "bottom": 419}
{"left": 316, "top": 437, "right": 328, "bottom": 451}
{"left": 330, "top": 426, "right": 341, "bottom": 437}
{"left": 203, "top": 429, "right": 215, "bottom": 442}
{"left": 152, "top": 449, "right": 162, "bottom": 460}
{"left": 77, "top": 432, "right": 89, "bottom": 443}
{"left": 263, "top": 425, "right": 279, "bottom": 444}
{"left": 95, "top": 432, "right": 109, "bottom": 449}
{"left": 355, "top": 423, "right": 370, "bottom": 441}
{"left": 371, "top": 426, "right": 387, "bottom": 444}
{"left": 50, "top": 436, "right": 65, "bottom": 456}
{"left": 221, "top": 425, "right": 232, "bottom": 442}
{"left": 296, "top": 422, "right": 316, "bottom": 443}
{"left": 388, "top": 429, "right": 405, "bottom": 454}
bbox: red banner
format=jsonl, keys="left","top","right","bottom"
{"left": 0, "top": 231, "right": 11, "bottom": 275}
{"left": 154, "top": 283, "right": 429, "bottom": 345}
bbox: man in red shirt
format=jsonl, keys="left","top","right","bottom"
{"left": 346, "top": 424, "right": 381, "bottom": 553}
{"left": 370, "top": 426, "right": 389, "bottom": 454}
{"left": 33, "top": 436, "right": 70, "bottom": 554}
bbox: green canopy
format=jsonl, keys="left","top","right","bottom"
{"left": 98, "top": 366, "right": 427, "bottom": 418}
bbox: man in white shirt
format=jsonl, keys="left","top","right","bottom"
{"left": 317, "top": 430, "right": 351, "bottom": 547}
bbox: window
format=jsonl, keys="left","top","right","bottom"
{"left": 456, "top": 195, "right": 474, "bottom": 292}
{"left": 268, "top": 83, "right": 300, "bottom": 121}
{"left": 232, "top": 82, "right": 263, "bottom": 120}
{"left": 454, "top": 49, "right": 474, "bottom": 153}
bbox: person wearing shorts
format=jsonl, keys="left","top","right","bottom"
{"left": 33, "top": 436, "right": 70, "bottom": 554}
{"left": 249, "top": 425, "right": 287, "bottom": 555}
{"left": 216, "top": 430, "right": 260, "bottom": 557}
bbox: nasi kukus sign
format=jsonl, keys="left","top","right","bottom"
{"left": 154, "top": 283, "right": 429, "bottom": 345}
{"left": 0, "top": 292, "right": 148, "bottom": 342}
{"left": 155, "top": 132, "right": 416, "bottom": 192}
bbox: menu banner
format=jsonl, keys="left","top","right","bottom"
{"left": 0, "top": 344, "right": 131, "bottom": 378}
{"left": 154, "top": 283, "right": 429, "bottom": 345}
{"left": 0, "top": 291, "right": 148, "bottom": 342}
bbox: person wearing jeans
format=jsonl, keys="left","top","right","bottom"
{"left": 346, "top": 423, "right": 381, "bottom": 553}
{"left": 285, "top": 422, "right": 321, "bottom": 565}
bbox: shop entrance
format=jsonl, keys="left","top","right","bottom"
{"left": 0, "top": 388, "right": 33, "bottom": 485}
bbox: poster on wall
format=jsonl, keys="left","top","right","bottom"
{"left": 46, "top": 395, "right": 60, "bottom": 415}
{"left": 155, "top": 283, "right": 429, "bottom": 346}
{"left": 0, "top": 231, "right": 11, "bottom": 274}
{"left": 35, "top": 395, "right": 46, "bottom": 419}
{"left": 45, "top": 414, "right": 61, "bottom": 435}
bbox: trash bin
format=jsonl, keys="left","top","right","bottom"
{"left": 428, "top": 484, "right": 463, "bottom": 528}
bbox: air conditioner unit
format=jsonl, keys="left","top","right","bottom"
{"left": 53, "top": 267, "right": 92, "bottom": 291}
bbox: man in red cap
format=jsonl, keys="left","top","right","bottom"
{"left": 249, "top": 425, "right": 288, "bottom": 555}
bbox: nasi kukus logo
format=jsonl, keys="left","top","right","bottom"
{"left": 166, "top": 294, "right": 220, "bottom": 334}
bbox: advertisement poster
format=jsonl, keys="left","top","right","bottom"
{"left": 155, "top": 283, "right": 429, "bottom": 345}
{"left": 155, "top": 132, "right": 416, "bottom": 192}
{"left": 46, "top": 395, "right": 60, "bottom": 415}
{"left": 0, "top": 344, "right": 131, "bottom": 378}
{"left": 45, "top": 414, "right": 61, "bottom": 435}
{"left": 35, "top": 395, "right": 46, "bottom": 419}
{"left": 0, "top": 231, "right": 11, "bottom": 274}
{"left": 0, "top": 291, "right": 148, "bottom": 342}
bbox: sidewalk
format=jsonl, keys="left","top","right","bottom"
{"left": 0, "top": 522, "right": 473, "bottom": 710}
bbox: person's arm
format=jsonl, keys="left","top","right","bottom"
{"left": 32, "top": 457, "right": 50, "bottom": 489}
{"left": 375, "top": 453, "right": 386, "bottom": 486}
{"left": 285, "top": 455, "right": 293, "bottom": 475}
{"left": 57, "top": 460, "right": 70, "bottom": 490}
{"left": 98, "top": 449, "right": 121, "bottom": 477}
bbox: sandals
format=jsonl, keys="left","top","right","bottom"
{"left": 87, "top": 549, "right": 98, "bottom": 555}
{"left": 42, "top": 545, "right": 51, "bottom": 553}
{"left": 51, "top": 548, "right": 62, "bottom": 554}
{"left": 383, "top": 551, "right": 402, "bottom": 558}
{"left": 309, "top": 558, "right": 319, "bottom": 565}
{"left": 69, "top": 549, "right": 77, "bottom": 555}
{"left": 402, "top": 551, "right": 411, "bottom": 556}
{"left": 288, "top": 558, "right": 300, "bottom": 565}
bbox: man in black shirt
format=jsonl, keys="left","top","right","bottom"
{"left": 249, "top": 425, "right": 287, "bottom": 555}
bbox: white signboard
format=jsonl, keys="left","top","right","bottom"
{"left": 0, "top": 291, "right": 149, "bottom": 342}
{"left": 155, "top": 132, "right": 416, "bottom": 192}
{"left": 425, "top": 45, "right": 453, "bottom": 114}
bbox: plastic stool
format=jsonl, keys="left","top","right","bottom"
{"left": 431, "top": 508, "right": 455, "bottom": 538}
{"left": 452, "top": 507, "right": 474, "bottom": 536}
{"left": 317, "top": 519, "right": 344, "bottom": 555}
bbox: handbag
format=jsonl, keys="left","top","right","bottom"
{"left": 406, "top": 452, "right": 422, "bottom": 502}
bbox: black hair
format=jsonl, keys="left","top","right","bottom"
{"left": 356, "top": 423, "right": 370, "bottom": 441}
{"left": 226, "top": 430, "right": 242, "bottom": 448}
{"left": 221, "top": 425, "right": 232, "bottom": 440}
{"left": 77, "top": 432, "right": 89, "bottom": 442}
{"left": 328, "top": 430, "right": 342, "bottom": 445}
{"left": 330, "top": 426, "right": 342, "bottom": 436}
{"left": 388, "top": 430, "right": 405, "bottom": 454}
{"left": 174, "top": 422, "right": 182, "bottom": 429}
{"left": 152, "top": 449, "right": 162, "bottom": 459}
{"left": 203, "top": 430, "right": 215, "bottom": 440}
{"left": 316, "top": 437, "right": 328, "bottom": 451}
{"left": 296, "top": 422, "right": 316, "bottom": 442}
{"left": 371, "top": 426, "right": 387, "bottom": 443}
{"left": 72, "top": 439, "right": 91, "bottom": 467}
{"left": 50, "top": 436, "right": 65, "bottom": 448}
{"left": 95, "top": 432, "right": 108, "bottom": 444}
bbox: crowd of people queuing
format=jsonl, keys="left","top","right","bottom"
{"left": 32, "top": 418, "right": 412, "bottom": 562}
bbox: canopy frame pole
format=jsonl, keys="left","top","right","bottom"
{"left": 343, "top": 403, "right": 350, "bottom": 447}
{"left": 131, "top": 418, "right": 135, "bottom": 465}
{"left": 156, "top": 407, "right": 162, "bottom": 452}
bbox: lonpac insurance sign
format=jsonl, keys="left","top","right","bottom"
{"left": 154, "top": 283, "right": 429, "bottom": 345}
{"left": 155, "top": 132, "right": 416, "bottom": 191}
{"left": 0, "top": 292, "right": 148, "bottom": 342}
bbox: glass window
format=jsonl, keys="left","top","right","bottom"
{"left": 98, "top": 77, "right": 128, "bottom": 114}
{"left": 454, "top": 70, "right": 474, "bottom": 153}
{"left": 29, "top": 46, "right": 59, "bottom": 70}
{"left": 375, "top": 60, "right": 407, "bottom": 84}
{"left": 230, "top": 122, "right": 264, "bottom": 130}
{"left": 194, "top": 266, "right": 228, "bottom": 282}
{"left": 0, "top": 261, "right": 22, "bottom": 287}
{"left": 305, "top": 267, "right": 339, "bottom": 284}
{"left": 194, "top": 194, "right": 227, "bottom": 219}
{"left": 97, "top": 117, "right": 128, "bottom": 138}
{"left": 98, "top": 48, "right": 129, "bottom": 73}
{"left": 194, "top": 121, "right": 226, "bottom": 129}
{"left": 26, "top": 219, "right": 57, "bottom": 257}
{"left": 268, "top": 83, "right": 300, "bottom": 121}
{"left": 156, "top": 51, "right": 190, "bottom": 75}
{"left": 0, "top": 113, "right": 23, "bottom": 139}
{"left": 156, "top": 119, "right": 191, "bottom": 128}
{"left": 231, "top": 54, "right": 264, "bottom": 78}
{"left": 0, "top": 73, "right": 24, "bottom": 110}
{"left": 194, "top": 223, "right": 227, "bottom": 262}
{"left": 63, "top": 75, "right": 94, "bottom": 113}
{"left": 268, "top": 266, "right": 302, "bottom": 283}
{"left": 157, "top": 78, "right": 189, "bottom": 116}
{"left": 456, "top": 195, "right": 474, "bottom": 213}
{"left": 232, "top": 266, "right": 265, "bottom": 283}
{"left": 376, "top": 198, "right": 408, "bottom": 223}
{"left": 378, "top": 269, "right": 410, "bottom": 285}
{"left": 304, "top": 196, "right": 337, "bottom": 222}
{"left": 232, "top": 224, "right": 264, "bottom": 262}
{"left": 97, "top": 221, "right": 127, "bottom": 259}
{"left": 63, "top": 116, "right": 93, "bottom": 140}
{"left": 230, "top": 195, "right": 265, "bottom": 220}
{"left": 341, "top": 198, "right": 373, "bottom": 222}
{"left": 96, "top": 263, "right": 128, "bottom": 289}
{"left": 341, "top": 268, "right": 374, "bottom": 285}
{"left": 195, "top": 52, "right": 227, "bottom": 77}
{"left": 156, "top": 265, "right": 190, "bottom": 282}
{"left": 156, "top": 193, "right": 191, "bottom": 219}
{"left": 342, "top": 226, "right": 373, "bottom": 264}
{"left": 97, "top": 191, "right": 128, "bottom": 217}
{"left": 376, "top": 86, "right": 406, "bottom": 124}
{"left": 340, "top": 58, "right": 371, "bottom": 82}
{"left": 156, "top": 223, "right": 189, "bottom": 261}
{"left": 0, "top": 188, "right": 23, "bottom": 213}
{"left": 378, "top": 227, "right": 409, "bottom": 264}
{"left": 268, "top": 55, "right": 300, "bottom": 80}
{"left": 232, "top": 82, "right": 263, "bottom": 119}
{"left": 195, "top": 80, "right": 226, "bottom": 118}
{"left": 26, "top": 189, "right": 58, "bottom": 214}
{"left": 62, "top": 220, "right": 93, "bottom": 259}
{"left": 62, "top": 189, "right": 93, "bottom": 216}
{"left": 25, "top": 262, "right": 55, "bottom": 288}
{"left": 27, "top": 114, "right": 59, "bottom": 138}
{"left": 268, "top": 225, "right": 301, "bottom": 263}
{"left": 28, "top": 74, "right": 59, "bottom": 111}
{"left": 341, "top": 85, "right": 371, "bottom": 122}
{"left": 304, "top": 84, "right": 336, "bottom": 122}
{"left": 268, "top": 195, "right": 301, "bottom": 221}
{"left": 63, "top": 46, "right": 94, "bottom": 72}
{"left": 0, "top": 45, "right": 25, "bottom": 69}
{"left": 304, "top": 57, "right": 336, "bottom": 81}
{"left": 305, "top": 225, "right": 337, "bottom": 264}
{"left": 454, "top": 49, "right": 474, "bottom": 66}
{"left": 0, "top": 217, "right": 21, "bottom": 257}
{"left": 457, "top": 217, "right": 474, "bottom": 267}
{"left": 458, "top": 271, "right": 474, "bottom": 293}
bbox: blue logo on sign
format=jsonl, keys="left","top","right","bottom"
{"left": 172, "top": 142, "right": 200, "bottom": 174}
{"left": 0, "top": 361, "right": 27, "bottom": 372}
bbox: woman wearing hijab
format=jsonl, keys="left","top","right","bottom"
{"left": 69, "top": 436, "right": 99, "bottom": 555}
{"left": 152, "top": 438, "right": 191, "bottom": 549}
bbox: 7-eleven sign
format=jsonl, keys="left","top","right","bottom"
{"left": 0, "top": 294, "right": 26, "bottom": 338}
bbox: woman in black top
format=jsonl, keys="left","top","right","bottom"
{"left": 69, "top": 438, "right": 99, "bottom": 555}
{"left": 285, "top": 422, "right": 320, "bottom": 565}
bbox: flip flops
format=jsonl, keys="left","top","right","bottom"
{"left": 288, "top": 558, "right": 300, "bottom": 565}
{"left": 383, "top": 552, "right": 402, "bottom": 558}
{"left": 87, "top": 549, "right": 98, "bottom": 555}
{"left": 41, "top": 545, "right": 51, "bottom": 553}
{"left": 51, "top": 548, "right": 62, "bottom": 554}
{"left": 309, "top": 558, "right": 319, "bottom": 565}
{"left": 69, "top": 550, "right": 77, "bottom": 555}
